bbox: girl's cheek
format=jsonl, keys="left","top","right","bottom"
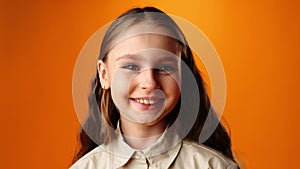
{"left": 111, "top": 70, "right": 138, "bottom": 94}
{"left": 159, "top": 73, "right": 181, "bottom": 89}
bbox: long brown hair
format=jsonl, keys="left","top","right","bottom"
{"left": 72, "top": 7, "right": 239, "bottom": 167}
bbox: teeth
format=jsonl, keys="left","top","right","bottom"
{"left": 149, "top": 100, "right": 155, "bottom": 104}
{"left": 144, "top": 100, "right": 149, "bottom": 104}
{"left": 135, "top": 99, "right": 159, "bottom": 105}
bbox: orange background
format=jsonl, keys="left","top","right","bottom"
{"left": 1, "top": 0, "right": 299, "bottom": 169}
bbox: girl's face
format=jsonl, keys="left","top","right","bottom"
{"left": 99, "top": 33, "right": 181, "bottom": 127}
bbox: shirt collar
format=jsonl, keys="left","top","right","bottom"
{"left": 100, "top": 121, "right": 182, "bottom": 168}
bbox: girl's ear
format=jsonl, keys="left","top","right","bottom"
{"left": 97, "top": 60, "right": 110, "bottom": 89}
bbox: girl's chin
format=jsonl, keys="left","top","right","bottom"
{"left": 123, "top": 114, "right": 162, "bottom": 125}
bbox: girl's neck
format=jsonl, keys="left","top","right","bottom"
{"left": 120, "top": 117, "right": 168, "bottom": 150}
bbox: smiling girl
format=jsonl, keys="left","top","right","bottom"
{"left": 71, "top": 7, "right": 240, "bottom": 169}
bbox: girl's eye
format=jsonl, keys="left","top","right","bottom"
{"left": 121, "top": 64, "right": 139, "bottom": 71}
{"left": 156, "top": 65, "right": 176, "bottom": 74}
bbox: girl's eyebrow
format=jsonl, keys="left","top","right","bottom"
{"left": 115, "top": 54, "right": 139, "bottom": 62}
{"left": 157, "top": 55, "right": 179, "bottom": 63}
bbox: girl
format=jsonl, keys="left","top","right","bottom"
{"left": 71, "top": 7, "right": 240, "bottom": 169}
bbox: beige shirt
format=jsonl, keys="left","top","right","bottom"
{"left": 70, "top": 127, "right": 238, "bottom": 169}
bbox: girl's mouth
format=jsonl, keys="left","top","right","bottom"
{"left": 134, "top": 98, "right": 161, "bottom": 105}
{"left": 129, "top": 97, "right": 165, "bottom": 110}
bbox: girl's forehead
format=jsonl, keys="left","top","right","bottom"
{"left": 107, "top": 34, "right": 181, "bottom": 60}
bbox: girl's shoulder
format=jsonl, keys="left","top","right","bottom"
{"left": 69, "top": 146, "right": 105, "bottom": 169}
{"left": 181, "top": 139, "right": 228, "bottom": 159}
{"left": 175, "top": 140, "right": 238, "bottom": 169}
{"left": 69, "top": 145, "right": 125, "bottom": 169}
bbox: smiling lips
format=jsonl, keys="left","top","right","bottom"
{"left": 130, "top": 97, "right": 164, "bottom": 106}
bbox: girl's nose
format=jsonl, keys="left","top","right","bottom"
{"left": 139, "top": 68, "right": 160, "bottom": 91}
